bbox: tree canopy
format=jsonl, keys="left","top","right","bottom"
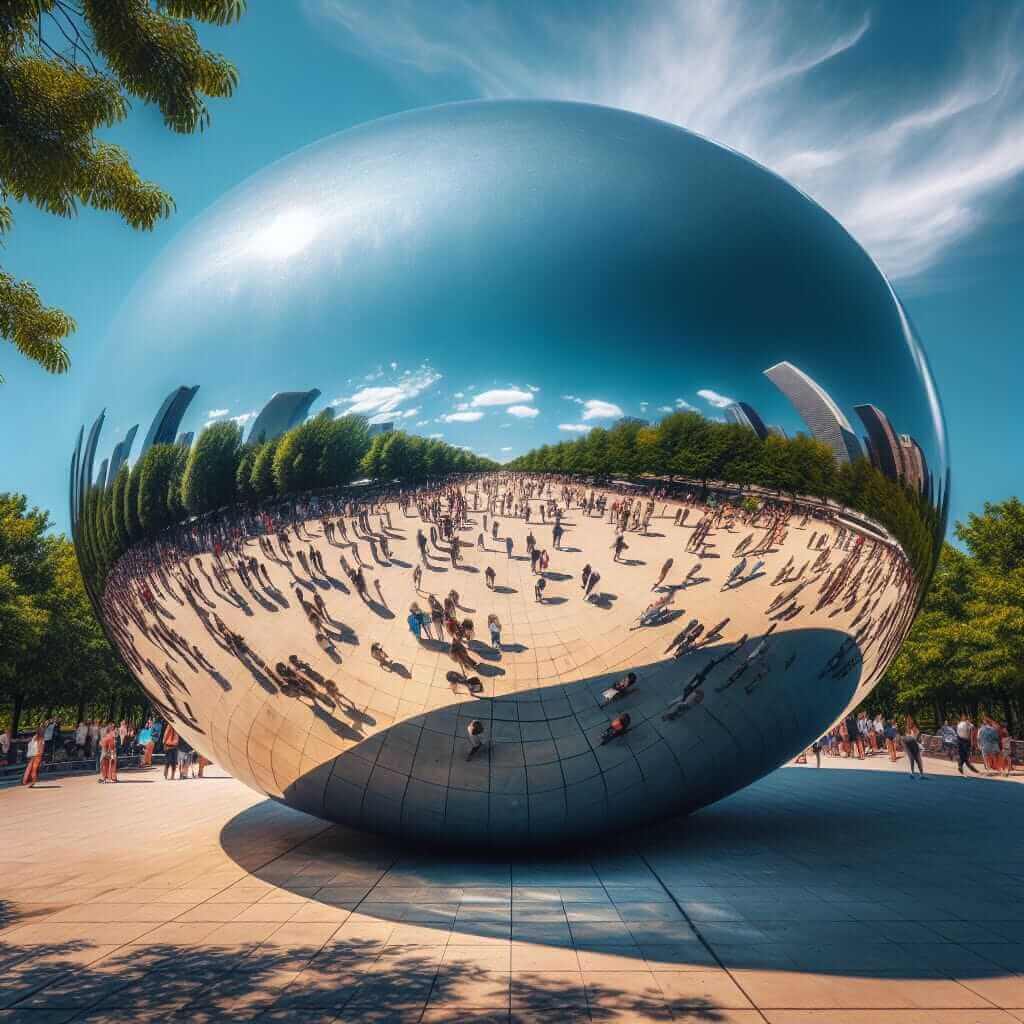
{"left": 0, "top": 0, "right": 246, "bottom": 381}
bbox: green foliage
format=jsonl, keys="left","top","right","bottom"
{"left": 109, "top": 464, "right": 130, "bottom": 549}
{"left": 877, "top": 498, "right": 1024, "bottom": 731}
{"left": 181, "top": 420, "right": 242, "bottom": 514}
{"left": 249, "top": 435, "right": 280, "bottom": 500}
{"left": 0, "top": 0, "right": 246, "bottom": 380}
{"left": 1, "top": 493, "right": 136, "bottom": 733}
{"left": 123, "top": 459, "right": 142, "bottom": 541}
{"left": 136, "top": 443, "right": 180, "bottom": 535}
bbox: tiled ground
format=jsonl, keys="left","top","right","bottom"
{"left": 2, "top": 756, "right": 1023, "bottom": 1022}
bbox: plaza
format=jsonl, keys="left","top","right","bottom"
{"left": 3, "top": 755, "right": 1024, "bottom": 1022}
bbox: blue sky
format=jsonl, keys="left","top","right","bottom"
{"left": 2, "top": 0, "right": 1022, "bottom": 536}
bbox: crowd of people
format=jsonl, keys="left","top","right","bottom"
{"left": 67, "top": 468, "right": 937, "bottom": 779}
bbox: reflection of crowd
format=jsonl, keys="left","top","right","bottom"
{"left": 99, "top": 470, "right": 920, "bottom": 764}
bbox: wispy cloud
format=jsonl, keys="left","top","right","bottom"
{"left": 697, "top": 388, "right": 735, "bottom": 409}
{"left": 442, "top": 410, "right": 484, "bottom": 422}
{"left": 207, "top": 408, "right": 229, "bottom": 419}
{"left": 471, "top": 387, "right": 533, "bottom": 407}
{"left": 559, "top": 423, "right": 591, "bottom": 433}
{"left": 307, "top": 0, "right": 1024, "bottom": 280}
{"left": 675, "top": 398, "right": 697, "bottom": 411}
{"left": 332, "top": 363, "right": 441, "bottom": 416}
{"left": 500, "top": 446, "right": 513, "bottom": 451}
{"left": 506, "top": 404, "right": 539, "bottom": 418}
{"left": 581, "top": 399, "right": 623, "bottom": 421}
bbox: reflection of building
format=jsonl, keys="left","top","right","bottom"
{"left": 767, "top": 424, "right": 788, "bottom": 440}
{"left": 139, "top": 385, "right": 200, "bottom": 458}
{"left": 368, "top": 421, "right": 394, "bottom": 437}
{"left": 898, "top": 434, "right": 929, "bottom": 497}
{"left": 107, "top": 424, "right": 138, "bottom": 484}
{"left": 764, "top": 361, "right": 862, "bottom": 463}
{"left": 854, "top": 404, "right": 903, "bottom": 483}
{"left": 95, "top": 458, "right": 109, "bottom": 490}
{"left": 725, "top": 402, "right": 768, "bottom": 440}
{"left": 247, "top": 389, "right": 321, "bottom": 445}
{"left": 176, "top": 431, "right": 194, "bottom": 450}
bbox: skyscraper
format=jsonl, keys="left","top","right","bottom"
{"left": 854, "top": 404, "right": 903, "bottom": 483}
{"left": 763, "top": 361, "right": 862, "bottom": 463}
{"left": 368, "top": 421, "right": 395, "bottom": 437}
{"left": 176, "top": 431, "right": 195, "bottom": 450}
{"left": 139, "top": 386, "right": 200, "bottom": 458}
{"left": 107, "top": 424, "right": 138, "bottom": 483}
{"left": 247, "top": 389, "right": 321, "bottom": 445}
{"left": 725, "top": 402, "right": 769, "bottom": 440}
{"left": 898, "top": 434, "right": 928, "bottom": 496}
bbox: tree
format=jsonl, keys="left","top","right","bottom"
{"left": 124, "top": 458, "right": 143, "bottom": 542}
{"left": 0, "top": 0, "right": 246, "bottom": 381}
{"left": 181, "top": 420, "right": 242, "bottom": 514}
{"left": 250, "top": 436, "right": 280, "bottom": 499}
{"left": 136, "top": 443, "right": 180, "bottom": 536}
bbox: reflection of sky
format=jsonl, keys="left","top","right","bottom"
{"left": 86, "top": 101, "right": 945, "bottom": 495}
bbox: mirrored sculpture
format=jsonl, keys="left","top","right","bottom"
{"left": 71, "top": 101, "right": 948, "bottom": 846}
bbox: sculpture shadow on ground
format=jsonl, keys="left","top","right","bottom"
{"left": 210, "top": 762, "right": 1024, "bottom": 984}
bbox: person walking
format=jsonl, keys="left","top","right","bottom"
{"left": 978, "top": 717, "right": 1002, "bottom": 774}
{"left": 22, "top": 728, "right": 44, "bottom": 787}
{"left": 956, "top": 715, "right": 980, "bottom": 775}
{"left": 488, "top": 613, "right": 501, "bottom": 650}
{"left": 901, "top": 715, "right": 926, "bottom": 779}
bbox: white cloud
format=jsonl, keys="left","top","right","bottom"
{"left": 559, "top": 423, "right": 592, "bottom": 433}
{"left": 231, "top": 410, "right": 257, "bottom": 427}
{"left": 527, "top": 385, "right": 540, "bottom": 393}
{"left": 697, "top": 389, "right": 735, "bottom": 409}
{"left": 415, "top": 419, "right": 430, "bottom": 427}
{"left": 332, "top": 364, "right": 441, "bottom": 416}
{"left": 675, "top": 398, "right": 698, "bottom": 411}
{"left": 658, "top": 405, "right": 674, "bottom": 413}
{"left": 429, "top": 432, "right": 443, "bottom": 439}
{"left": 500, "top": 446, "right": 513, "bottom": 451}
{"left": 561, "top": 394, "right": 583, "bottom": 404}
{"left": 368, "top": 412, "right": 394, "bottom": 424}
{"left": 453, "top": 391, "right": 464, "bottom": 399}
{"left": 506, "top": 404, "right": 539, "bottom": 419}
{"left": 398, "top": 407, "right": 420, "bottom": 418}
{"left": 639, "top": 401, "right": 649, "bottom": 410}
{"left": 470, "top": 387, "right": 533, "bottom": 407}
{"left": 581, "top": 399, "right": 624, "bottom": 421}
{"left": 442, "top": 410, "right": 485, "bottom": 422}
{"left": 389, "top": 361, "right": 398, "bottom": 370}
{"left": 207, "top": 408, "right": 229, "bottom": 419}
{"left": 307, "top": 0, "right": 1024, "bottom": 280}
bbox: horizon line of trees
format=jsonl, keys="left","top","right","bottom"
{"left": 508, "top": 411, "right": 942, "bottom": 580}
{"left": 74, "top": 414, "right": 497, "bottom": 593}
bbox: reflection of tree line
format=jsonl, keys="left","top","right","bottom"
{"left": 75, "top": 414, "right": 496, "bottom": 595}
{"left": 506, "top": 412, "right": 942, "bottom": 579}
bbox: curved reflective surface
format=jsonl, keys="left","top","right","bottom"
{"left": 71, "top": 100, "right": 948, "bottom": 847}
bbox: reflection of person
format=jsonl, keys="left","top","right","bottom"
{"left": 466, "top": 720, "right": 484, "bottom": 760}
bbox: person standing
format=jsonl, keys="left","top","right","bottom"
{"left": 0, "top": 726, "right": 10, "bottom": 767}
{"left": 22, "top": 728, "right": 44, "bottom": 786}
{"left": 956, "top": 715, "right": 980, "bottom": 775}
{"left": 42, "top": 718, "right": 55, "bottom": 762}
{"left": 978, "top": 717, "right": 1001, "bottom": 774}
{"left": 939, "top": 720, "right": 958, "bottom": 761}
{"left": 75, "top": 720, "right": 88, "bottom": 758}
{"left": 488, "top": 614, "right": 501, "bottom": 650}
{"left": 99, "top": 724, "right": 118, "bottom": 783}
{"left": 162, "top": 722, "right": 180, "bottom": 780}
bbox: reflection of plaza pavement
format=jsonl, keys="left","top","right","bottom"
{"left": 2, "top": 761, "right": 1024, "bottom": 1021}
{"left": 109, "top": 489, "right": 915, "bottom": 844}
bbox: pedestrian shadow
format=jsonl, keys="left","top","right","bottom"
{"left": 543, "top": 571, "right": 572, "bottom": 581}
{"left": 493, "top": 585, "right": 518, "bottom": 594}
{"left": 388, "top": 662, "right": 412, "bottom": 679}
{"left": 476, "top": 662, "right": 506, "bottom": 677}
{"left": 542, "top": 596, "right": 569, "bottom": 605}
{"left": 588, "top": 592, "right": 618, "bottom": 608}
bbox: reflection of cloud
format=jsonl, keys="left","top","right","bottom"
{"left": 658, "top": 405, "right": 674, "bottom": 413}
{"left": 697, "top": 389, "right": 735, "bottom": 409}
{"left": 415, "top": 419, "right": 430, "bottom": 426}
{"left": 307, "top": 0, "right": 1024, "bottom": 280}
{"left": 207, "top": 408, "right": 229, "bottom": 419}
{"left": 429, "top": 432, "right": 443, "bottom": 438}
{"left": 675, "top": 398, "right": 697, "bottom": 411}
{"left": 397, "top": 408, "right": 420, "bottom": 418}
{"left": 453, "top": 391, "right": 464, "bottom": 399}
{"left": 582, "top": 399, "right": 623, "bottom": 420}
{"left": 471, "top": 387, "right": 533, "bottom": 407}
{"left": 368, "top": 412, "right": 393, "bottom": 424}
{"left": 561, "top": 394, "right": 583, "bottom": 404}
{"left": 231, "top": 410, "right": 257, "bottom": 427}
{"left": 559, "top": 423, "right": 591, "bottom": 433}
{"left": 442, "top": 411, "right": 485, "bottom": 422}
{"left": 333, "top": 364, "right": 441, "bottom": 415}
{"left": 506, "top": 405, "right": 538, "bottom": 418}
{"left": 527, "top": 385, "right": 540, "bottom": 392}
